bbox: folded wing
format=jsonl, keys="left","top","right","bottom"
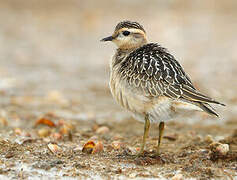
{"left": 119, "top": 43, "right": 224, "bottom": 116}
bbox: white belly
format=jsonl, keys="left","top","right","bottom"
{"left": 109, "top": 74, "right": 148, "bottom": 114}
{"left": 109, "top": 67, "right": 202, "bottom": 124}
{"left": 133, "top": 97, "right": 203, "bottom": 123}
{"left": 109, "top": 73, "right": 176, "bottom": 123}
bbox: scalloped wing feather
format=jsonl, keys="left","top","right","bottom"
{"left": 119, "top": 43, "right": 224, "bottom": 108}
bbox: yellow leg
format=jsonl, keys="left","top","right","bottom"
{"left": 137, "top": 114, "right": 150, "bottom": 156}
{"left": 156, "top": 122, "right": 165, "bottom": 155}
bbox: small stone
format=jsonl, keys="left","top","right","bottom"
{"left": 92, "top": 141, "right": 104, "bottom": 154}
{"left": 96, "top": 126, "right": 109, "bottom": 134}
{"left": 35, "top": 117, "right": 56, "bottom": 127}
{"left": 216, "top": 144, "right": 229, "bottom": 156}
{"left": 172, "top": 174, "right": 183, "bottom": 180}
{"left": 14, "top": 128, "right": 22, "bottom": 135}
{"left": 47, "top": 143, "right": 62, "bottom": 154}
{"left": 38, "top": 128, "right": 51, "bottom": 138}
{"left": 82, "top": 140, "right": 104, "bottom": 154}
{"left": 210, "top": 142, "right": 229, "bottom": 156}
{"left": 204, "top": 135, "right": 214, "bottom": 143}
{"left": 82, "top": 140, "right": 95, "bottom": 154}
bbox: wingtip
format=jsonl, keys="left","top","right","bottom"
{"left": 198, "top": 103, "right": 220, "bottom": 117}
{"left": 219, "top": 102, "right": 226, "bottom": 106}
{"left": 210, "top": 109, "right": 219, "bottom": 117}
{"left": 214, "top": 112, "right": 219, "bottom": 117}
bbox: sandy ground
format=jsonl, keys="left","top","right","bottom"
{"left": 0, "top": 1, "right": 237, "bottom": 179}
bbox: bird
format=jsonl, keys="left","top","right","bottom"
{"left": 101, "top": 20, "right": 225, "bottom": 156}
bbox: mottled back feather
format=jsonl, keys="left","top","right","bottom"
{"left": 118, "top": 43, "right": 224, "bottom": 107}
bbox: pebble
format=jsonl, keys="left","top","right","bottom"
{"left": 92, "top": 141, "right": 104, "bottom": 154}
{"left": 210, "top": 142, "right": 229, "bottom": 156}
{"left": 216, "top": 143, "right": 229, "bottom": 156}
{"left": 204, "top": 135, "right": 214, "bottom": 143}
{"left": 82, "top": 140, "right": 95, "bottom": 154}
{"left": 82, "top": 140, "right": 104, "bottom": 154}
{"left": 38, "top": 128, "right": 51, "bottom": 137}
{"left": 96, "top": 126, "right": 109, "bottom": 134}
{"left": 35, "top": 117, "right": 56, "bottom": 127}
{"left": 14, "top": 128, "right": 22, "bottom": 135}
{"left": 48, "top": 143, "right": 62, "bottom": 154}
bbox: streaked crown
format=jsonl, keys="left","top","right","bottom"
{"left": 115, "top": 21, "right": 146, "bottom": 33}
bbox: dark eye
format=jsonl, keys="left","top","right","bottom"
{"left": 122, "top": 31, "right": 130, "bottom": 36}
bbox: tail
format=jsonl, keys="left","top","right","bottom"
{"left": 181, "top": 85, "right": 225, "bottom": 106}
{"left": 180, "top": 85, "right": 225, "bottom": 117}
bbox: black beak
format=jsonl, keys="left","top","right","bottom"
{"left": 100, "top": 36, "right": 113, "bottom": 42}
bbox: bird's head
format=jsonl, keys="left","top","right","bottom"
{"left": 101, "top": 21, "right": 148, "bottom": 50}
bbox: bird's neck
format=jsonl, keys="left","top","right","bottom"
{"left": 118, "top": 42, "right": 147, "bottom": 54}
{"left": 110, "top": 48, "right": 130, "bottom": 69}
{"left": 112, "top": 41, "right": 148, "bottom": 68}
{"left": 118, "top": 39, "right": 148, "bottom": 52}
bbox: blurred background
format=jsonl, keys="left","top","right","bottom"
{"left": 0, "top": 0, "right": 237, "bottom": 126}
{"left": 0, "top": 1, "right": 237, "bottom": 178}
